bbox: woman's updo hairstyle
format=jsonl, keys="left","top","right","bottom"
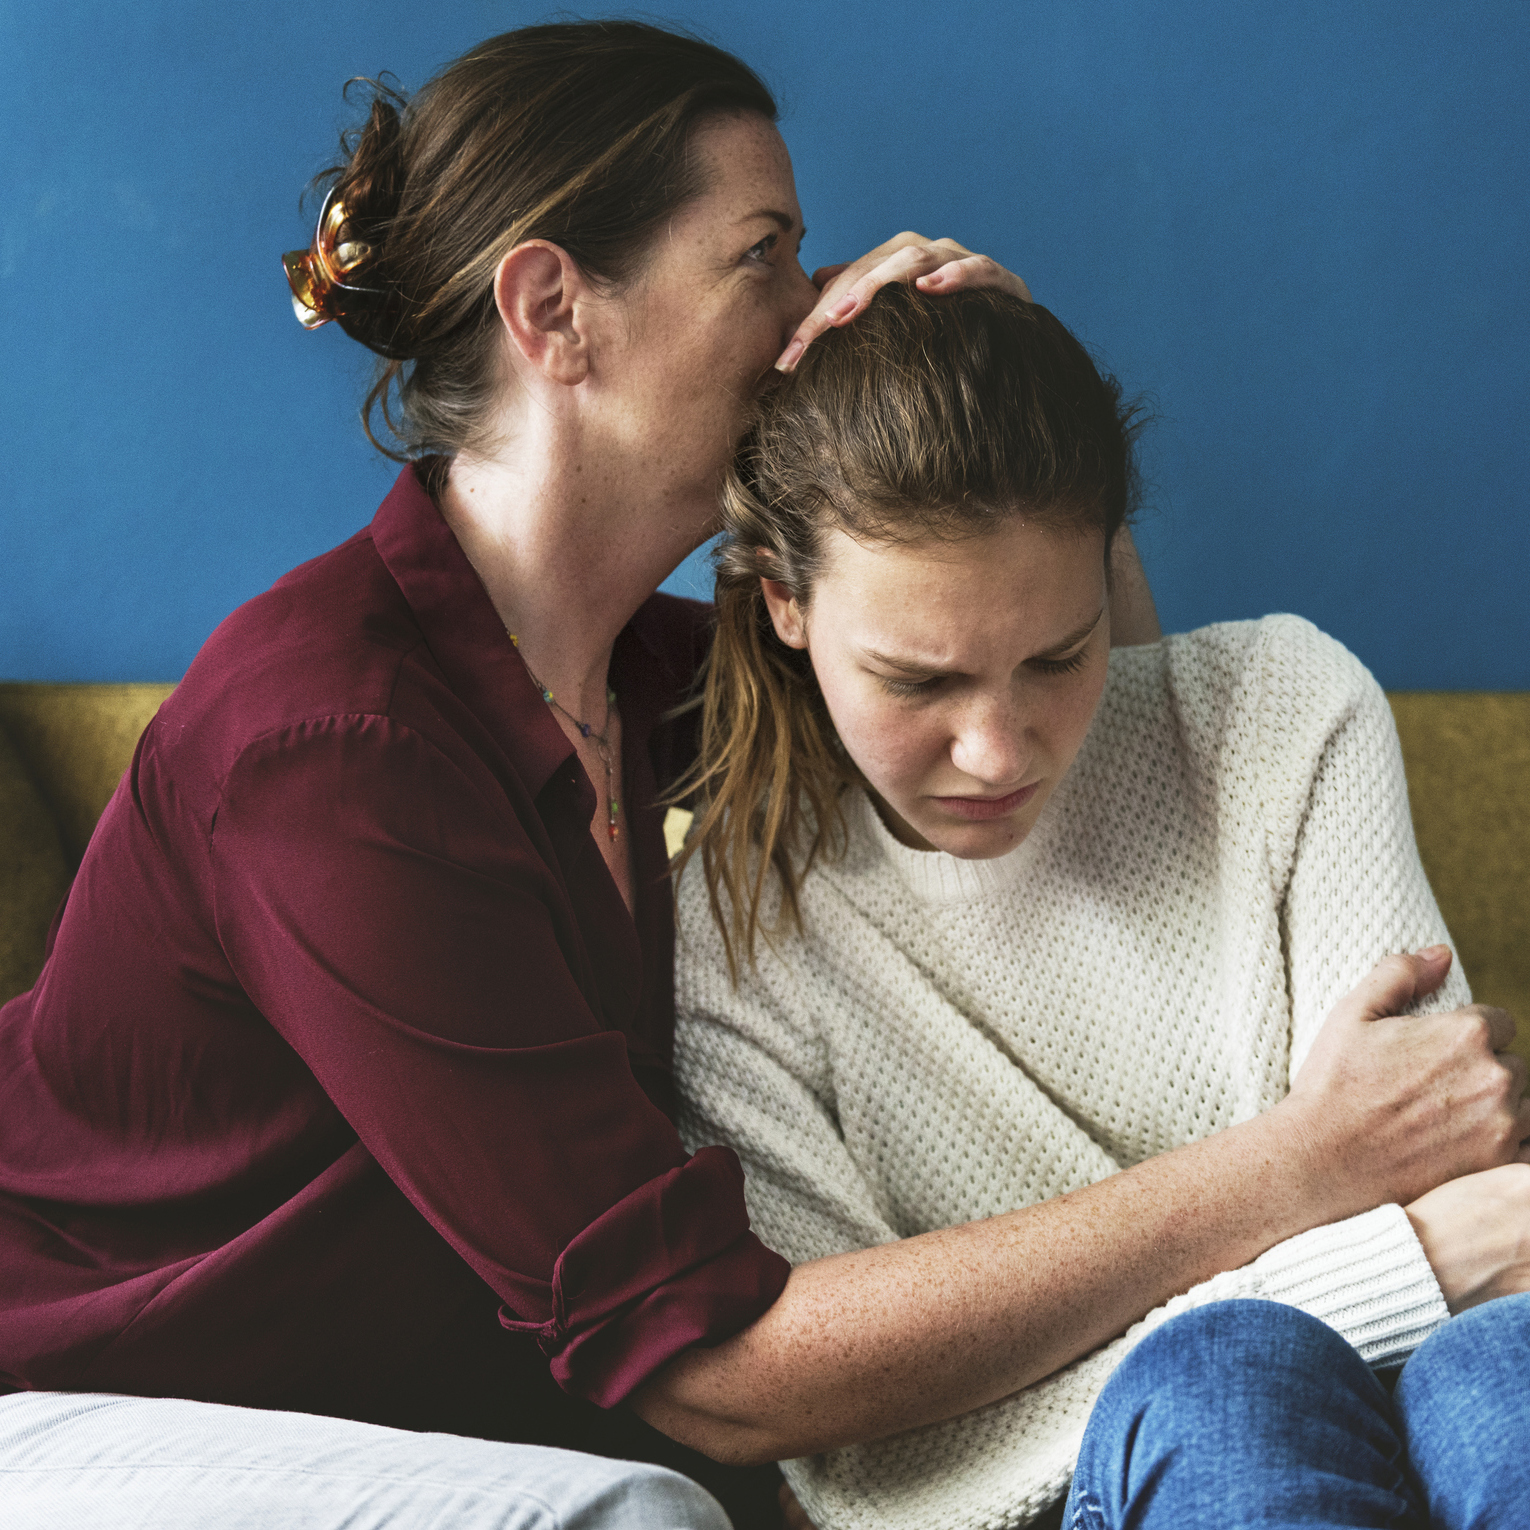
{"left": 302, "top": 21, "right": 777, "bottom": 464}
{"left": 677, "top": 283, "right": 1141, "bottom": 976}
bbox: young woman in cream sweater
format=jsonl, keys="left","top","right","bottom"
{"left": 671, "top": 284, "right": 1530, "bottom": 1529}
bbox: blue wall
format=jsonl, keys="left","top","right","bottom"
{"left": 3, "top": 1, "right": 1525, "bottom": 687}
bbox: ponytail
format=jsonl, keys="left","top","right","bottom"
{"left": 672, "top": 537, "right": 855, "bottom": 981}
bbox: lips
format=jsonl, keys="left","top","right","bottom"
{"left": 930, "top": 781, "right": 1040, "bottom": 821}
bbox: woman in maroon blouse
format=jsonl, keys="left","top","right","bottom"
{"left": 0, "top": 21, "right": 1060, "bottom": 1527}
{"left": 1, "top": 19, "right": 1505, "bottom": 1530}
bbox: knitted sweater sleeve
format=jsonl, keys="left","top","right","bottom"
{"left": 1276, "top": 630, "right": 1472, "bottom": 1076}
{"left": 675, "top": 911, "right": 1445, "bottom": 1530}
{"left": 675, "top": 891, "right": 903, "bottom": 1264}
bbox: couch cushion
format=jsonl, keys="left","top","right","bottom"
{"left": 0, "top": 719, "right": 72, "bottom": 1004}
{"left": 0, "top": 683, "right": 175, "bottom": 864}
{"left": 1391, "top": 692, "right": 1529, "bottom": 1051}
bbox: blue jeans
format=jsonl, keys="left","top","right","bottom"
{"left": 1064, "top": 1296, "right": 1530, "bottom": 1529}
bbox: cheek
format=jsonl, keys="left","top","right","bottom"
{"left": 713, "top": 283, "right": 798, "bottom": 387}
{"left": 1048, "top": 662, "right": 1111, "bottom": 763}
{"left": 817, "top": 672, "right": 939, "bottom": 793}
{"left": 658, "top": 315, "right": 776, "bottom": 442}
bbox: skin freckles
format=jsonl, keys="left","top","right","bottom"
{"left": 761, "top": 519, "right": 1112, "bottom": 858}
{"left": 588, "top": 113, "right": 818, "bottom": 534}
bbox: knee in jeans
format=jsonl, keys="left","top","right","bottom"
{"left": 1399, "top": 1290, "right": 1530, "bottom": 1412}
{"left": 1110, "top": 1299, "right": 1349, "bottom": 1405}
{"left": 1421, "top": 1290, "right": 1530, "bottom": 1359}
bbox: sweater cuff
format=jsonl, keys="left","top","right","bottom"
{"left": 1250, "top": 1202, "right": 1448, "bottom": 1366}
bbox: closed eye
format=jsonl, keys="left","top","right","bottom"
{"left": 1029, "top": 650, "right": 1091, "bottom": 676}
{"left": 880, "top": 674, "right": 944, "bottom": 699}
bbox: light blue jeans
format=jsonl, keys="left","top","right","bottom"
{"left": 0, "top": 1391, "right": 731, "bottom": 1529}
{"left": 1064, "top": 1295, "right": 1530, "bottom": 1528}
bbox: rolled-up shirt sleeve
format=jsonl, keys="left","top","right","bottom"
{"left": 210, "top": 712, "right": 788, "bottom": 1406}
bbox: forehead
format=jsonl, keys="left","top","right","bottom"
{"left": 812, "top": 520, "right": 1107, "bottom": 650}
{"left": 681, "top": 112, "right": 800, "bottom": 229}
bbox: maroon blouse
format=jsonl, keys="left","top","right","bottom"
{"left": 0, "top": 465, "right": 789, "bottom": 1450}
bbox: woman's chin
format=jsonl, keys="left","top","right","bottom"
{"left": 925, "top": 819, "right": 1035, "bottom": 860}
{"left": 874, "top": 793, "right": 1038, "bottom": 859}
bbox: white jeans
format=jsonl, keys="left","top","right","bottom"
{"left": 0, "top": 1392, "right": 732, "bottom": 1529}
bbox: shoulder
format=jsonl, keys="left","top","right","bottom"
{"left": 1169, "top": 613, "right": 1372, "bottom": 694}
{"left": 674, "top": 838, "right": 791, "bottom": 994}
{"left": 143, "top": 529, "right": 472, "bottom": 814}
{"left": 1080, "top": 618, "right": 1389, "bottom": 839}
{"left": 673, "top": 838, "right": 848, "bottom": 1134}
{"left": 1159, "top": 612, "right": 1369, "bottom": 703}
{"left": 1156, "top": 615, "right": 1383, "bottom": 760}
{"left": 675, "top": 792, "right": 889, "bottom": 1027}
{"left": 1160, "top": 618, "right": 1396, "bottom": 868}
{"left": 674, "top": 820, "right": 828, "bottom": 1037}
{"left": 171, "top": 528, "right": 419, "bottom": 731}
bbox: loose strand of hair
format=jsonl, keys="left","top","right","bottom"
{"left": 672, "top": 579, "right": 852, "bottom": 980}
{"left": 361, "top": 364, "right": 411, "bottom": 463}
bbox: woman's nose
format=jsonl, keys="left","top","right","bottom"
{"left": 949, "top": 699, "right": 1029, "bottom": 788}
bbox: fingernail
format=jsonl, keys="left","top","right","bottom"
{"left": 826, "top": 295, "right": 857, "bottom": 322}
{"left": 1422, "top": 944, "right": 1450, "bottom": 958}
{"left": 774, "top": 338, "right": 805, "bottom": 373}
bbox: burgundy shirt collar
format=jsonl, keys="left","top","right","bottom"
{"left": 370, "top": 462, "right": 601, "bottom": 803}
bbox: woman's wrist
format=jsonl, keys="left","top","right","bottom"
{"left": 1226, "top": 1098, "right": 1352, "bottom": 1236}
{"left": 1406, "top": 1164, "right": 1530, "bottom": 1312}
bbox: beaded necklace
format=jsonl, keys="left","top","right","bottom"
{"left": 509, "top": 633, "right": 620, "bottom": 842}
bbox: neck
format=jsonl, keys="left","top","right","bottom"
{"left": 437, "top": 411, "right": 712, "bottom": 719}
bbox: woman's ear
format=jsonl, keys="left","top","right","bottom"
{"left": 492, "top": 241, "right": 591, "bottom": 387}
{"left": 759, "top": 574, "right": 808, "bottom": 649}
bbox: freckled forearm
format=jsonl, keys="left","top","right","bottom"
{"left": 632, "top": 1104, "right": 1340, "bottom": 1463}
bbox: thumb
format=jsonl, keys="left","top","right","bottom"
{"left": 1342, "top": 947, "right": 1453, "bottom": 1023}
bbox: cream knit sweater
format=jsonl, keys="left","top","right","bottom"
{"left": 674, "top": 616, "right": 1468, "bottom": 1530}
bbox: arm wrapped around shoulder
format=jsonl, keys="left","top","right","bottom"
{"left": 212, "top": 712, "right": 788, "bottom": 1408}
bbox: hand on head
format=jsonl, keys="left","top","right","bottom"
{"left": 775, "top": 233, "right": 1032, "bottom": 372}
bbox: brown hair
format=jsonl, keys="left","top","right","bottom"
{"left": 306, "top": 21, "right": 777, "bottom": 464}
{"left": 676, "top": 283, "right": 1139, "bottom": 976}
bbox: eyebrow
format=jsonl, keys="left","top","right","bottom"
{"left": 1033, "top": 608, "right": 1108, "bottom": 659}
{"left": 863, "top": 607, "right": 1106, "bottom": 676}
{"left": 739, "top": 208, "right": 803, "bottom": 237}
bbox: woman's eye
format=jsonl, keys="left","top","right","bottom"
{"left": 880, "top": 675, "right": 942, "bottom": 699}
{"left": 1030, "top": 651, "right": 1090, "bottom": 677}
{"left": 745, "top": 234, "right": 777, "bottom": 264}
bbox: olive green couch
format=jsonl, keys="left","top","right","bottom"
{"left": 1, "top": 683, "right": 1526, "bottom": 1062}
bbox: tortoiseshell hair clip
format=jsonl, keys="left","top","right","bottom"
{"left": 281, "top": 189, "right": 381, "bottom": 329}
